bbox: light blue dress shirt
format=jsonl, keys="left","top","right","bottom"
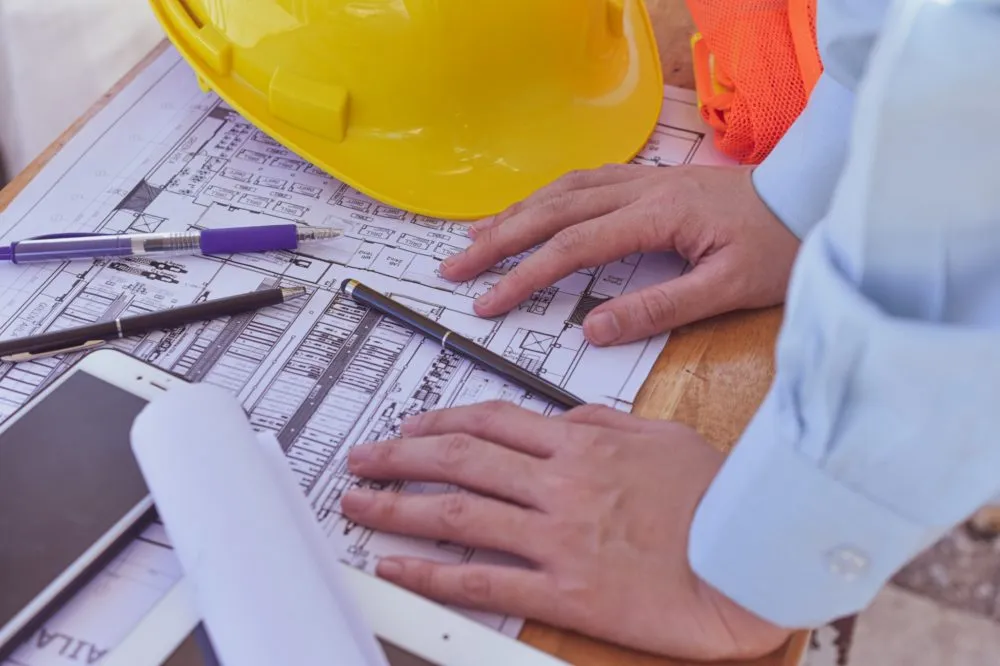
{"left": 688, "top": 0, "right": 1000, "bottom": 628}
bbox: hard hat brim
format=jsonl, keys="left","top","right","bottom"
{"left": 150, "top": 0, "right": 664, "bottom": 221}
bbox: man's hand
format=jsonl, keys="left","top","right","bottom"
{"left": 341, "top": 402, "right": 790, "bottom": 660}
{"left": 439, "top": 164, "right": 799, "bottom": 346}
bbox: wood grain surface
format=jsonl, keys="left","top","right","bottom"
{"left": 0, "top": 4, "right": 806, "bottom": 665}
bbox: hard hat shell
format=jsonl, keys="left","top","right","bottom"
{"left": 149, "top": 0, "right": 664, "bottom": 220}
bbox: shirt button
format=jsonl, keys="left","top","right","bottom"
{"left": 827, "top": 546, "right": 869, "bottom": 581}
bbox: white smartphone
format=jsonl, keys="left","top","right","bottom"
{"left": 0, "top": 349, "right": 566, "bottom": 666}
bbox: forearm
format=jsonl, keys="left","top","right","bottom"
{"left": 689, "top": 0, "right": 1000, "bottom": 627}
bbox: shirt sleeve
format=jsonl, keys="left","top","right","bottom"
{"left": 751, "top": 0, "right": 891, "bottom": 239}
{"left": 688, "top": 0, "right": 1000, "bottom": 629}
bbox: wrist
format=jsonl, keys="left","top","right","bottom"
{"left": 695, "top": 575, "right": 793, "bottom": 659}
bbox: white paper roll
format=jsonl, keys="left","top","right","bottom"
{"left": 130, "top": 382, "right": 388, "bottom": 666}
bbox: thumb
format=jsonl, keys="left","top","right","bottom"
{"left": 582, "top": 261, "right": 733, "bottom": 346}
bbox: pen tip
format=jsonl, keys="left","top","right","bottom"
{"left": 296, "top": 227, "right": 341, "bottom": 242}
{"left": 280, "top": 286, "right": 307, "bottom": 300}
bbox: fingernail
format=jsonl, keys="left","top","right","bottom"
{"left": 400, "top": 414, "right": 423, "bottom": 436}
{"left": 471, "top": 216, "right": 496, "bottom": 232}
{"left": 341, "top": 489, "right": 374, "bottom": 510}
{"left": 475, "top": 291, "right": 495, "bottom": 310}
{"left": 584, "top": 311, "right": 621, "bottom": 345}
{"left": 377, "top": 559, "right": 404, "bottom": 578}
{"left": 347, "top": 444, "right": 374, "bottom": 468}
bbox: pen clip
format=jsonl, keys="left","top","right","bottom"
{"left": 1, "top": 339, "right": 107, "bottom": 363}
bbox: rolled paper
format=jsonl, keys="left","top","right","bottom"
{"left": 130, "top": 382, "right": 388, "bottom": 666}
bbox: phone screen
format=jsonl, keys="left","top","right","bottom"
{"left": 0, "top": 370, "right": 152, "bottom": 650}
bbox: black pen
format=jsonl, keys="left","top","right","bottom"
{"left": 340, "top": 279, "right": 585, "bottom": 410}
{"left": 0, "top": 286, "right": 308, "bottom": 362}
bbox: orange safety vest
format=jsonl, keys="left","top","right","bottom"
{"left": 685, "top": 0, "right": 822, "bottom": 164}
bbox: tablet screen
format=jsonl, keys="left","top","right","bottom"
{"left": 0, "top": 371, "right": 152, "bottom": 642}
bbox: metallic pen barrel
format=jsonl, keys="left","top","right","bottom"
{"left": 129, "top": 231, "right": 201, "bottom": 254}
{"left": 294, "top": 228, "right": 340, "bottom": 242}
{"left": 279, "top": 286, "right": 307, "bottom": 300}
{"left": 6, "top": 231, "right": 200, "bottom": 262}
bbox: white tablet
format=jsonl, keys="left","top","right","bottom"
{"left": 101, "top": 566, "right": 565, "bottom": 666}
{"left": 1, "top": 348, "right": 565, "bottom": 666}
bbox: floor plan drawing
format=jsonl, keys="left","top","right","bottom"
{"left": 0, "top": 47, "right": 731, "bottom": 666}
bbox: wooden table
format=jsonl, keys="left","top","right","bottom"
{"left": 0, "top": 3, "right": 807, "bottom": 665}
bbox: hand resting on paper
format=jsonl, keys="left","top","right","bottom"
{"left": 340, "top": 402, "right": 789, "bottom": 661}
{"left": 438, "top": 164, "right": 799, "bottom": 346}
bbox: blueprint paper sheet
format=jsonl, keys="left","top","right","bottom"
{"left": 0, "top": 47, "right": 732, "bottom": 666}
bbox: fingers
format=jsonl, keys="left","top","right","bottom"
{"left": 472, "top": 206, "right": 650, "bottom": 317}
{"left": 373, "top": 558, "right": 557, "bottom": 621}
{"left": 559, "top": 404, "right": 670, "bottom": 434}
{"left": 341, "top": 489, "right": 551, "bottom": 563}
{"left": 469, "top": 164, "right": 641, "bottom": 237}
{"left": 582, "top": 256, "right": 736, "bottom": 346}
{"left": 441, "top": 182, "right": 634, "bottom": 284}
{"left": 399, "top": 401, "right": 567, "bottom": 457}
{"left": 347, "top": 433, "right": 544, "bottom": 508}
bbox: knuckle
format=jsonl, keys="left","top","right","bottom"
{"left": 439, "top": 493, "right": 470, "bottom": 531}
{"left": 502, "top": 262, "right": 538, "bottom": 294}
{"left": 439, "top": 434, "right": 474, "bottom": 472}
{"left": 495, "top": 200, "right": 525, "bottom": 222}
{"left": 635, "top": 207, "right": 669, "bottom": 246}
{"left": 637, "top": 200, "right": 665, "bottom": 231}
{"left": 548, "top": 226, "right": 586, "bottom": 259}
{"left": 370, "top": 440, "right": 400, "bottom": 466}
{"left": 473, "top": 410, "right": 504, "bottom": 436}
{"left": 586, "top": 429, "right": 621, "bottom": 459}
{"left": 475, "top": 220, "right": 532, "bottom": 261}
{"left": 551, "top": 519, "right": 593, "bottom": 554}
{"left": 481, "top": 399, "right": 520, "bottom": 422}
{"left": 411, "top": 407, "right": 441, "bottom": 433}
{"left": 552, "top": 572, "right": 596, "bottom": 617}
{"left": 669, "top": 165, "right": 699, "bottom": 190}
{"left": 533, "top": 192, "right": 571, "bottom": 219}
{"left": 371, "top": 492, "right": 400, "bottom": 523}
{"left": 458, "top": 570, "right": 493, "bottom": 605}
{"left": 541, "top": 472, "right": 581, "bottom": 502}
{"left": 476, "top": 223, "right": 504, "bottom": 250}
{"left": 560, "top": 169, "right": 588, "bottom": 187}
{"left": 409, "top": 561, "right": 435, "bottom": 594}
{"left": 634, "top": 288, "right": 677, "bottom": 328}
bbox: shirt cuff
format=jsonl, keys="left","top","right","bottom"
{"left": 687, "top": 389, "right": 931, "bottom": 628}
{"left": 751, "top": 73, "right": 855, "bottom": 240}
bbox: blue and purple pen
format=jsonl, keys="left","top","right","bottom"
{"left": 0, "top": 223, "right": 341, "bottom": 263}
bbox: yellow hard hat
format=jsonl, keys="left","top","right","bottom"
{"left": 149, "top": 0, "right": 663, "bottom": 220}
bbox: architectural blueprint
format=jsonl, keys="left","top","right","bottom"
{"left": 0, "top": 48, "right": 731, "bottom": 666}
